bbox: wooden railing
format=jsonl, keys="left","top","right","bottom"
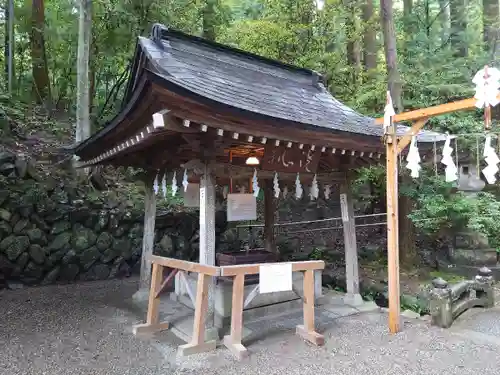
{"left": 133, "top": 255, "right": 220, "bottom": 355}
{"left": 220, "top": 260, "right": 325, "bottom": 360}
{"left": 133, "top": 255, "right": 325, "bottom": 359}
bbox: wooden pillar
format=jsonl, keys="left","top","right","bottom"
{"left": 134, "top": 177, "right": 157, "bottom": 300}
{"left": 263, "top": 180, "right": 276, "bottom": 254}
{"left": 199, "top": 162, "right": 218, "bottom": 338}
{"left": 386, "top": 131, "right": 401, "bottom": 333}
{"left": 339, "top": 178, "right": 362, "bottom": 306}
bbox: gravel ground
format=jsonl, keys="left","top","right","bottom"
{"left": 1, "top": 279, "right": 500, "bottom": 375}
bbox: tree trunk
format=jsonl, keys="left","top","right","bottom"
{"left": 483, "top": 0, "right": 500, "bottom": 57}
{"left": 380, "top": 0, "right": 403, "bottom": 113}
{"left": 344, "top": 0, "right": 361, "bottom": 83}
{"left": 403, "top": 0, "right": 414, "bottom": 36}
{"left": 31, "top": 0, "right": 51, "bottom": 105}
{"left": 399, "top": 173, "right": 418, "bottom": 266}
{"left": 5, "top": 0, "right": 14, "bottom": 94}
{"left": 362, "top": 0, "right": 377, "bottom": 73}
{"left": 450, "top": 0, "right": 468, "bottom": 57}
{"left": 438, "top": 0, "right": 450, "bottom": 45}
{"left": 202, "top": 0, "right": 218, "bottom": 41}
{"left": 75, "top": 0, "right": 92, "bottom": 149}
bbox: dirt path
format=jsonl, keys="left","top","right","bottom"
{"left": 1, "top": 278, "right": 500, "bottom": 375}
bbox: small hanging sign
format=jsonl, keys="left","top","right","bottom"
{"left": 227, "top": 193, "right": 257, "bottom": 222}
{"left": 259, "top": 263, "right": 293, "bottom": 294}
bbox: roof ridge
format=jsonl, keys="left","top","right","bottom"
{"left": 148, "top": 23, "right": 325, "bottom": 88}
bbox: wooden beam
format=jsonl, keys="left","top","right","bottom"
{"left": 139, "top": 177, "right": 156, "bottom": 291}
{"left": 220, "top": 260, "right": 324, "bottom": 277}
{"left": 339, "top": 178, "right": 362, "bottom": 304}
{"left": 263, "top": 180, "right": 276, "bottom": 255}
{"left": 386, "top": 130, "right": 400, "bottom": 333}
{"left": 150, "top": 255, "right": 220, "bottom": 276}
{"left": 296, "top": 269, "right": 324, "bottom": 346}
{"left": 374, "top": 96, "right": 488, "bottom": 124}
{"left": 223, "top": 274, "right": 248, "bottom": 360}
{"left": 397, "top": 118, "right": 429, "bottom": 154}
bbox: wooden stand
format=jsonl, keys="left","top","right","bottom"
{"left": 133, "top": 256, "right": 220, "bottom": 356}
{"left": 220, "top": 260, "right": 325, "bottom": 360}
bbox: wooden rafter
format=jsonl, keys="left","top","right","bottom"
{"left": 374, "top": 96, "right": 485, "bottom": 124}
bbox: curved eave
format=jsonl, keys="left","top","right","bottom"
{"left": 76, "top": 70, "right": 391, "bottom": 163}
{"left": 74, "top": 72, "right": 158, "bottom": 160}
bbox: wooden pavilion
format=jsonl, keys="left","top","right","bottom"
{"left": 73, "top": 23, "right": 447, "bottom": 342}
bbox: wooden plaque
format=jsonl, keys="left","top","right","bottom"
{"left": 261, "top": 144, "right": 321, "bottom": 174}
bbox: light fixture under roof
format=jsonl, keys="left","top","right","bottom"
{"left": 245, "top": 156, "right": 260, "bottom": 166}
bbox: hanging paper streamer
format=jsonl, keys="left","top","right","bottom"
{"left": 309, "top": 174, "right": 319, "bottom": 200}
{"left": 295, "top": 173, "right": 303, "bottom": 199}
{"left": 182, "top": 169, "right": 189, "bottom": 192}
{"left": 383, "top": 91, "right": 396, "bottom": 131}
{"left": 441, "top": 135, "right": 458, "bottom": 182}
{"left": 161, "top": 172, "right": 167, "bottom": 198}
{"left": 223, "top": 185, "right": 229, "bottom": 199}
{"left": 283, "top": 185, "right": 288, "bottom": 199}
{"left": 273, "top": 172, "right": 280, "bottom": 198}
{"left": 153, "top": 173, "right": 159, "bottom": 195}
{"left": 406, "top": 136, "right": 421, "bottom": 178}
{"left": 324, "top": 184, "right": 331, "bottom": 200}
{"left": 252, "top": 169, "right": 260, "bottom": 198}
{"left": 482, "top": 135, "right": 500, "bottom": 184}
{"left": 473, "top": 67, "right": 500, "bottom": 109}
{"left": 171, "top": 171, "right": 178, "bottom": 196}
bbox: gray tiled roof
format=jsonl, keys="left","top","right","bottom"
{"left": 136, "top": 26, "right": 446, "bottom": 143}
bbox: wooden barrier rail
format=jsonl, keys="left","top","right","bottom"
{"left": 133, "top": 256, "right": 220, "bottom": 356}
{"left": 133, "top": 256, "right": 325, "bottom": 359}
{"left": 220, "top": 260, "right": 325, "bottom": 360}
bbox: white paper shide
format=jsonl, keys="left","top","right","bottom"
{"left": 259, "top": 263, "right": 293, "bottom": 294}
{"left": 406, "top": 136, "right": 421, "bottom": 178}
{"left": 473, "top": 67, "right": 500, "bottom": 109}
{"left": 482, "top": 135, "right": 500, "bottom": 184}
{"left": 441, "top": 135, "right": 458, "bottom": 182}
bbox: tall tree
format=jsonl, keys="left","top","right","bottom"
{"left": 344, "top": 0, "right": 361, "bottom": 82}
{"left": 75, "top": 0, "right": 92, "bottom": 149}
{"left": 450, "top": 0, "right": 468, "bottom": 57}
{"left": 380, "top": 0, "right": 403, "bottom": 113}
{"left": 438, "top": 0, "right": 450, "bottom": 45}
{"left": 31, "top": 0, "right": 51, "bottom": 105}
{"left": 202, "top": 0, "right": 218, "bottom": 40}
{"left": 362, "top": 0, "right": 377, "bottom": 73}
{"left": 5, "top": 0, "right": 14, "bottom": 94}
{"left": 483, "top": 0, "right": 500, "bottom": 57}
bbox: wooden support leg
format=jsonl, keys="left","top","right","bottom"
{"left": 133, "top": 263, "right": 170, "bottom": 335}
{"left": 296, "top": 270, "right": 324, "bottom": 346}
{"left": 223, "top": 274, "right": 249, "bottom": 360}
{"left": 178, "top": 273, "right": 217, "bottom": 356}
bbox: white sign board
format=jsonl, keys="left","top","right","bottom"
{"left": 183, "top": 183, "right": 200, "bottom": 207}
{"left": 227, "top": 193, "right": 257, "bottom": 222}
{"left": 259, "top": 263, "right": 293, "bottom": 294}
{"left": 339, "top": 193, "right": 349, "bottom": 223}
